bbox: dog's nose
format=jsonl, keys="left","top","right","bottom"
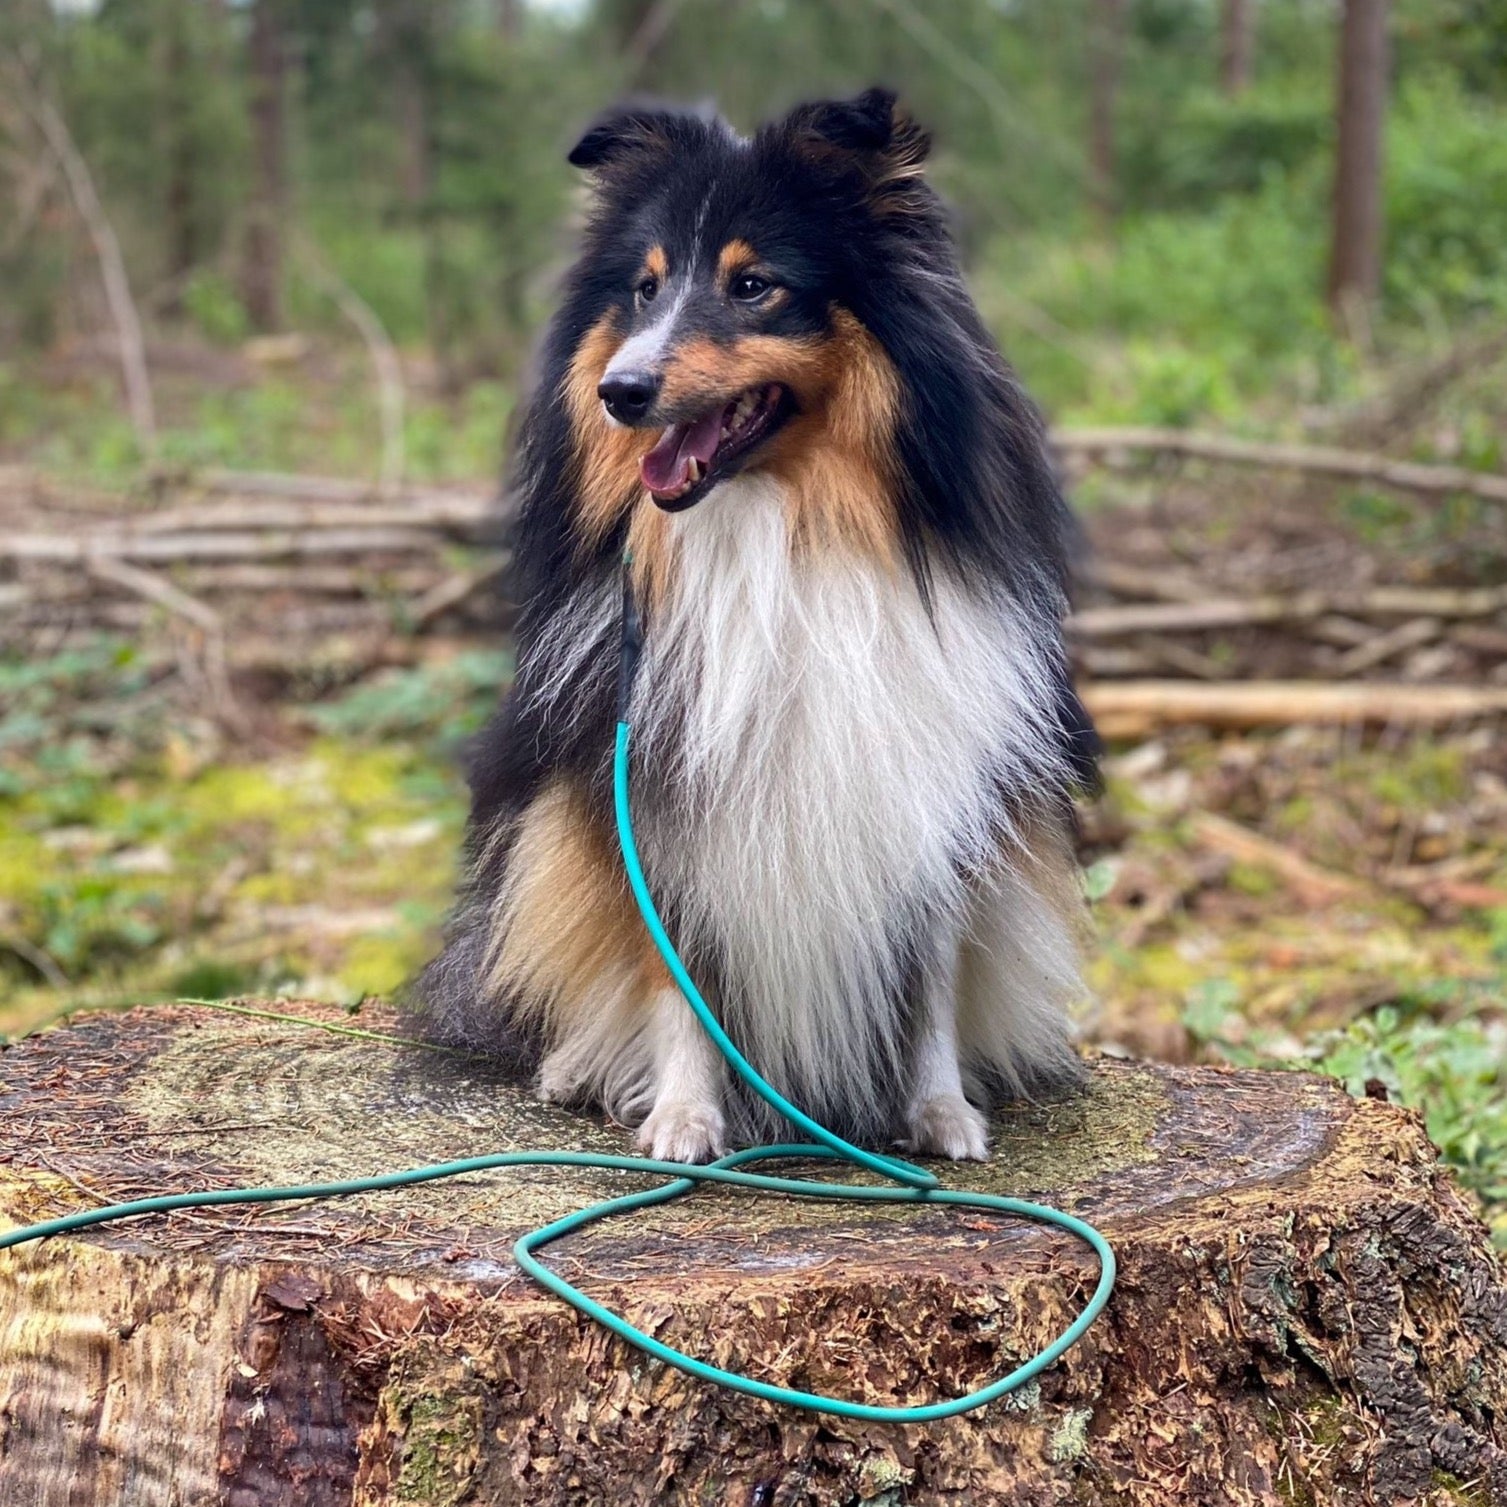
{"left": 598, "top": 370, "right": 660, "bottom": 425}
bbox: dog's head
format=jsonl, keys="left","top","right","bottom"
{"left": 558, "top": 90, "right": 936, "bottom": 531}
{"left": 531, "top": 88, "right": 1067, "bottom": 607}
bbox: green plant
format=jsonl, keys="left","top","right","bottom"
{"left": 182, "top": 270, "right": 250, "bottom": 346}
{"left": 1310, "top": 1007, "right": 1507, "bottom": 1245}
{"left": 307, "top": 651, "right": 513, "bottom": 751}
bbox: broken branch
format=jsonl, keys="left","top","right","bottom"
{"left": 1054, "top": 426, "right": 1507, "bottom": 505}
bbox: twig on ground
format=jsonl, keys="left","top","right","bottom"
{"left": 1333, "top": 328, "right": 1507, "bottom": 446}
{"left": 1055, "top": 426, "right": 1507, "bottom": 505}
{"left": 1330, "top": 617, "right": 1441, "bottom": 678}
{"left": 1079, "top": 561, "right": 1209, "bottom": 603}
{"left": 132, "top": 494, "right": 491, "bottom": 534}
{"left": 85, "top": 554, "right": 222, "bottom": 634}
{"left": 1132, "top": 635, "right": 1227, "bottom": 680}
{"left": 410, "top": 559, "right": 511, "bottom": 627}
{"left": 85, "top": 555, "right": 243, "bottom": 727}
{"left": 1189, "top": 811, "right": 1361, "bottom": 908}
{"left": 0, "top": 935, "right": 70, "bottom": 991}
{"left": 1069, "top": 585, "right": 1507, "bottom": 638}
{"left": 1071, "top": 594, "right": 1330, "bottom": 637}
{"left": 6, "top": 527, "right": 444, "bottom": 563}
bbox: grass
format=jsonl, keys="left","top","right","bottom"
{"left": 0, "top": 352, "right": 514, "bottom": 486}
{"left": 0, "top": 643, "right": 509, "bottom": 1035}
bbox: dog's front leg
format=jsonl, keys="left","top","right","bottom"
{"left": 902, "top": 940, "right": 990, "bottom": 1161}
{"left": 635, "top": 984, "right": 728, "bottom": 1163}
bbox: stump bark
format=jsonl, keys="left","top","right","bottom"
{"left": 1, "top": 1002, "right": 1504, "bottom": 1507}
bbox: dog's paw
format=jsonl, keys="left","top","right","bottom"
{"left": 902, "top": 1094, "right": 990, "bottom": 1161}
{"left": 636, "top": 1099, "right": 727, "bottom": 1164}
{"left": 535, "top": 1054, "right": 583, "bottom": 1106}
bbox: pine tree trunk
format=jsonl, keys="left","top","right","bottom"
{"left": 1220, "top": 0, "right": 1255, "bottom": 96}
{"left": 1, "top": 1002, "right": 1504, "bottom": 1505}
{"left": 1327, "top": 0, "right": 1390, "bottom": 317}
{"left": 242, "top": 0, "right": 287, "bottom": 333}
{"left": 159, "top": 4, "right": 198, "bottom": 296}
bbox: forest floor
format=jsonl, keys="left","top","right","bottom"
{"left": 2, "top": 387, "right": 1505, "bottom": 1247}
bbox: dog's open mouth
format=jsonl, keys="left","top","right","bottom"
{"left": 640, "top": 384, "right": 790, "bottom": 511}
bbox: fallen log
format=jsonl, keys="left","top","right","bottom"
{"left": 1082, "top": 679, "right": 1507, "bottom": 737}
{"left": 4, "top": 526, "right": 444, "bottom": 563}
{"left": 1055, "top": 425, "right": 1507, "bottom": 504}
{"left": 128, "top": 492, "right": 493, "bottom": 535}
{"left": 1069, "top": 585, "right": 1507, "bottom": 638}
{"left": 2, "top": 1001, "right": 1504, "bottom": 1506}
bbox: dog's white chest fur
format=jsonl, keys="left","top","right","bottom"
{"left": 631, "top": 475, "right": 1068, "bottom": 1123}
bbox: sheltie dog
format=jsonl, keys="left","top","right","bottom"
{"left": 416, "top": 88, "right": 1099, "bottom": 1164}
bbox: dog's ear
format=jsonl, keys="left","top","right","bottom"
{"left": 780, "top": 87, "right": 931, "bottom": 192}
{"left": 568, "top": 101, "right": 708, "bottom": 172}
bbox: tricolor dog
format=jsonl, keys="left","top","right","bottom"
{"left": 417, "top": 89, "right": 1099, "bottom": 1164}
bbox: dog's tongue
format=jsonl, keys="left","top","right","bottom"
{"left": 640, "top": 405, "right": 725, "bottom": 495}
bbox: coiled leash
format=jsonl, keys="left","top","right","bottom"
{"left": 0, "top": 560, "right": 1114, "bottom": 1422}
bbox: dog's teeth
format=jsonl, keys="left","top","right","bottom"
{"left": 686, "top": 458, "right": 702, "bottom": 483}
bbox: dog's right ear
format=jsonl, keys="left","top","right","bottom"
{"left": 568, "top": 102, "right": 692, "bottom": 171}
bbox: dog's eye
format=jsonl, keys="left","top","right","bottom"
{"left": 637, "top": 277, "right": 659, "bottom": 304}
{"left": 730, "top": 273, "right": 771, "bottom": 303}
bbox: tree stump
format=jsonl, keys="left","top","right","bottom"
{"left": 1, "top": 1003, "right": 1504, "bottom": 1506}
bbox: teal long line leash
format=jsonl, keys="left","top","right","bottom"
{"left": 0, "top": 562, "right": 1115, "bottom": 1422}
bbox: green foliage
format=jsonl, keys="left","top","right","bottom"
{"left": 1396, "top": 0, "right": 1507, "bottom": 96}
{"left": 980, "top": 69, "right": 1507, "bottom": 428}
{"left": 1311, "top": 1007, "right": 1507, "bottom": 1245}
{"left": 58, "top": 0, "right": 249, "bottom": 283}
{"left": 1122, "top": 83, "right": 1330, "bottom": 209}
{"left": 0, "top": 0, "right": 1502, "bottom": 455}
{"left": 0, "top": 639, "right": 151, "bottom": 780}
{"left": 985, "top": 170, "right": 1340, "bottom": 423}
{"left": 1182, "top": 978, "right": 1245, "bottom": 1050}
{"left": 0, "top": 655, "right": 469, "bottom": 1019}
{"left": 1386, "top": 77, "right": 1507, "bottom": 317}
{"left": 1179, "top": 971, "right": 1507, "bottom": 1247}
{"left": 308, "top": 651, "right": 513, "bottom": 751}
{"left": 182, "top": 270, "right": 250, "bottom": 347}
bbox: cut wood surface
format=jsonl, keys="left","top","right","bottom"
{"left": 2, "top": 1002, "right": 1505, "bottom": 1505}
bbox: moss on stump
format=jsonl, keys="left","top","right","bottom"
{"left": 0, "top": 1001, "right": 1504, "bottom": 1505}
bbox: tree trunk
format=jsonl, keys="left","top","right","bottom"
{"left": 385, "top": 1, "right": 432, "bottom": 213}
{"left": 1089, "top": 0, "right": 1125, "bottom": 226}
{"left": 1327, "top": 0, "right": 1390, "bottom": 318}
{"left": 1220, "top": 0, "right": 1255, "bottom": 96}
{"left": 242, "top": 0, "right": 287, "bottom": 333}
{"left": 1, "top": 1002, "right": 1504, "bottom": 1506}
{"left": 159, "top": 3, "right": 198, "bottom": 295}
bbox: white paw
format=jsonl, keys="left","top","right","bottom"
{"left": 636, "top": 1099, "right": 727, "bottom": 1164}
{"left": 902, "top": 1094, "right": 990, "bottom": 1161}
{"left": 535, "top": 1053, "right": 583, "bottom": 1106}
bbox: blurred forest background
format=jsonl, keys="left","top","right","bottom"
{"left": 2, "top": 0, "right": 1506, "bottom": 1243}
